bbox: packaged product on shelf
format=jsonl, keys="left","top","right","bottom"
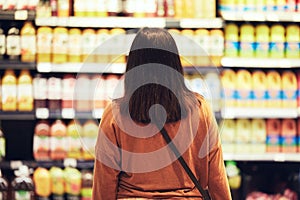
{"left": 33, "top": 167, "right": 51, "bottom": 199}
{"left": 0, "top": 23, "right": 5, "bottom": 60}
{"left": 11, "top": 165, "right": 34, "bottom": 200}
{"left": 266, "top": 0, "right": 276, "bottom": 11}
{"left": 256, "top": 0, "right": 267, "bottom": 12}
{"left": 183, "top": 0, "right": 195, "bottom": 18}
{"left": 244, "top": 0, "right": 256, "bottom": 11}
{"left": 109, "top": 28, "right": 126, "bottom": 64}
{"left": 47, "top": 76, "right": 62, "bottom": 112}
{"left": 266, "top": 70, "right": 282, "bottom": 108}
{"left": 95, "top": 0, "right": 108, "bottom": 17}
{"left": 37, "top": 27, "right": 53, "bottom": 63}
{"left": 33, "top": 74, "right": 48, "bottom": 109}
{"left": 2, "top": 69, "right": 17, "bottom": 111}
{"left": 285, "top": 24, "right": 300, "bottom": 58}
{"left": 123, "top": 0, "right": 134, "bottom": 16}
{"left": 281, "top": 119, "right": 297, "bottom": 152}
{"left": 174, "top": 0, "right": 183, "bottom": 18}
{"left": 225, "top": 161, "right": 241, "bottom": 190}
{"left": 57, "top": 0, "right": 71, "bottom": 17}
{"left": 20, "top": 21, "right": 36, "bottom": 62}
{"left": 133, "top": 0, "right": 146, "bottom": 17}
{"left": 251, "top": 119, "right": 267, "bottom": 153}
{"left": 82, "top": 120, "right": 98, "bottom": 160}
{"left": 286, "top": 0, "right": 297, "bottom": 12}
{"left": 297, "top": 0, "right": 300, "bottom": 12}
{"left": 236, "top": 0, "right": 245, "bottom": 12}
{"left": 239, "top": 24, "right": 255, "bottom": 58}
{"left": 52, "top": 27, "right": 68, "bottom": 63}
{"left": 236, "top": 119, "right": 252, "bottom": 153}
{"left": 50, "top": 119, "right": 67, "bottom": 160}
{"left": 81, "top": 170, "right": 93, "bottom": 200}
{"left": 64, "top": 167, "right": 82, "bottom": 199}
{"left": 33, "top": 120, "right": 50, "bottom": 160}
{"left": 66, "top": 120, "right": 83, "bottom": 159}
{"left": 270, "top": 24, "right": 285, "bottom": 59}
{"left": 165, "top": 0, "right": 175, "bottom": 18}
{"left": 16, "top": 0, "right": 28, "bottom": 10}
{"left": 281, "top": 71, "right": 297, "bottom": 108}
{"left": 68, "top": 28, "right": 82, "bottom": 63}
{"left": 209, "top": 29, "right": 224, "bottom": 66}
{"left": 204, "top": 72, "right": 221, "bottom": 112}
{"left": 236, "top": 69, "right": 252, "bottom": 107}
{"left": 0, "top": 128, "right": 5, "bottom": 161}
{"left": 203, "top": 0, "right": 216, "bottom": 18}
{"left": 17, "top": 69, "right": 33, "bottom": 111}
{"left": 266, "top": 119, "right": 281, "bottom": 152}
{"left": 255, "top": 24, "right": 270, "bottom": 58}
{"left": 224, "top": 23, "right": 239, "bottom": 57}
{"left": 156, "top": 0, "right": 165, "bottom": 17}
{"left": 6, "top": 23, "right": 21, "bottom": 60}
{"left": 189, "top": 74, "right": 208, "bottom": 98}
{"left": 95, "top": 29, "right": 110, "bottom": 63}
{"left": 221, "top": 69, "right": 236, "bottom": 108}
{"left": 220, "top": 119, "right": 236, "bottom": 153}
{"left": 193, "top": 29, "right": 210, "bottom": 66}
{"left": 74, "top": 74, "right": 91, "bottom": 112}
{"left": 0, "top": 169, "right": 8, "bottom": 200}
{"left": 50, "top": 0, "right": 58, "bottom": 16}
{"left": 219, "top": 0, "right": 236, "bottom": 12}
{"left": 276, "top": 0, "right": 287, "bottom": 11}
{"left": 84, "top": 0, "right": 97, "bottom": 17}
{"left": 181, "top": 29, "right": 195, "bottom": 67}
{"left": 36, "top": 0, "right": 52, "bottom": 17}
{"left": 82, "top": 29, "right": 97, "bottom": 62}
{"left": 73, "top": 0, "right": 85, "bottom": 16}
{"left": 3, "top": 0, "right": 16, "bottom": 10}
{"left": 62, "top": 74, "right": 76, "bottom": 109}
{"left": 106, "top": 74, "right": 122, "bottom": 100}
{"left": 49, "top": 166, "right": 65, "bottom": 199}
{"left": 145, "top": 0, "right": 157, "bottom": 17}
{"left": 106, "top": 0, "right": 122, "bottom": 16}
{"left": 252, "top": 70, "right": 267, "bottom": 108}
{"left": 93, "top": 75, "right": 107, "bottom": 110}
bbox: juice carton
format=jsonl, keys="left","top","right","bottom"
{"left": 33, "top": 120, "right": 50, "bottom": 161}
{"left": 251, "top": 119, "right": 267, "bottom": 153}
{"left": 2, "top": 69, "right": 17, "bottom": 111}
{"left": 66, "top": 120, "right": 83, "bottom": 159}
{"left": 266, "top": 119, "right": 281, "bottom": 152}
{"left": 68, "top": 28, "right": 82, "bottom": 63}
{"left": 221, "top": 69, "right": 236, "bottom": 108}
{"left": 252, "top": 70, "right": 267, "bottom": 108}
{"left": 220, "top": 119, "right": 236, "bottom": 153}
{"left": 285, "top": 25, "right": 300, "bottom": 59}
{"left": 49, "top": 166, "right": 65, "bottom": 199}
{"left": 270, "top": 24, "right": 285, "bottom": 58}
{"left": 281, "top": 71, "right": 297, "bottom": 108}
{"left": 236, "top": 119, "right": 252, "bottom": 153}
{"left": 17, "top": 69, "right": 33, "bottom": 111}
{"left": 52, "top": 27, "right": 68, "bottom": 63}
{"left": 33, "top": 167, "right": 51, "bottom": 199}
{"left": 50, "top": 119, "right": 67, "bottom": 160}
{"left": 224, "top": 23, "right": 239, "bottom": 57}
{"left": 240, "top": 24, "right": 255, "bottom": 58}
{"left": 281, "top": 119, "right": 297, "bottom": 152}
{"left": 266, "top": 70, "right": 282, "bottom": 108}
{"left": 37, "top": 27, "right": 53, "bottom": 63}
{"left": 255, "top": 24, "right": 270, "bottom": 58}
{"left": 236, "top": 69, "right": 252, "bottom": 107}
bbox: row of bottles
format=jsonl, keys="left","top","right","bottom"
{"left": 0, "top": 166, "right": 93, "bottom": 200}
{"left": 0, "top": 0, "right": 38, "bottom": 11}
{"left": 225, "top": 23, "right": 300, "bottom": 58}
{"left": 221, "top": 69, "right": 298, "bottom": 108}
{"left": 219, "top": 0, "right": 300, "bottom": 12}
{"left": 33, "top": 119, "right": 98, "bottom": 161}
{"left": 36, "top": 0, "right": 216, "bottom": 18}
{"left": 221, "top": 118, "right": 300, "bottom": 154}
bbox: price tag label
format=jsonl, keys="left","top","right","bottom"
{"left": 62, "top": 108, "right": 75, "bottom": 119}
{"left": 93, "top": 108, "right": 104, "bottom": 119}
{"left": 37, "top": 63, "right": 52, "bottom": 72}
{"left": 36, "top": 108, "right": 49, "bottom": 119}
{"left": 14, "top": 10, "right": 28, "bottom": 20}
{"left": 10, "top": 161, "right": 23, "bottom": 169}
{"left": 64, "top": 158, "right": 77, "bottom": 168}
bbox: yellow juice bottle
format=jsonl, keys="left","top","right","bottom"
{"left": 270, "top": 24, "right": 285, "bottom": 58}
{"left": 2, "top": 70, "right": 17, "bottom": 111}
{"left": 236, "top": 119, "right": 252, "bottom": 153}
{"left": 210, "top": 29, "right": 224, "bottom": 67}
{"left": 96, "top": 29, "right": 110, "bottom": 63}
{"left": 66, "top": 120, "right": 82, "bottom": 159}
{"left": 183, "top": 0, "right": 195, "bottom": 18}
{"left": 20, "top": 21, "right": 36, "bottom": 62}
{"left": 52, "top": 27, "right": 68, "bottom": 63}
{"left": 82, "top": 29, "right": 97, "bottom": 63}
{"left": 221, "top": 119, "right": 236, "bottom": 153}
{"left": 267, "top": 70, "right": 282, "bottom": 108}
{"left": 281, "top": 119, "right": 297, "bottom": 153}
{"left": 281, "top": 71, "right": 297, "bottom": 108}
{"left": 68, "top": 28, "right": 82, "bottom": 63}
{"left": 194, "top": 29, "right": 210, "bottom": 66}
{"left": 251, "top": 119, "right": 267, "bottom": 153}
{"left": 224, "top": 23, "right": 239, "bottom": 57}
{"left": 82, "top": 120, "right": 98, "bottom": 160}
{"left": 286, "top": 25, "right": 300, "bottom": 58}
{"left": 221, "top": 69, "right": 237, "bottom": 108}
{"left": 240, "top": 23, "right": 255, "bottom": 58}
{"left": 174, "top": 0, "right": 184, "bottom": 18}
{"left": 255, "top": 24, "right": 270, "bottom": 58}
{"left": 17, "top": 69, "right": 33, "bottom": 111}
{"left": 252, "top": 70, "right": 267, "bottom": 107}
{"left": 110, "top": 28, "right": 126, "bottom": 64}
{"left": 37, "top": 27, "right": 53, "bottom": 63}
{"left": 236, "top": 69, "right": 252, "bottom": 107}
{"left": 181, "top": 29, "right": 195, "bottom": 67}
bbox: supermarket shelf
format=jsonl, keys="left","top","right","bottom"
{"left": 0, "top": 111, "right": 35, "bottom": 120}
{"left": 221, "top": 107, "right": 298, "bottom": 119}
{"left": 224, "top": 153, "right": 300, "bottom": 162}
{"left": 0, "top": 60, "right": 36, "bottom": 70}
{"left": 221, "top": 57, "right": 300, "bottom": 68}
{"left": 36, "top": 108, "right": 104, "bottom": 119}
{"left": 0, "top": 10, "right": 35, "bottom": 20}
{"left": 183, "top": 66, "right": 222, "bottom": 74}
{"left": 35, "top": 17, "right": 224, "bottom": 28}
{"left": 37, "top": 62, "right": 126, "bottom": 74}
{"left": 220, "top": 11, "right": 300, "bottom": 22}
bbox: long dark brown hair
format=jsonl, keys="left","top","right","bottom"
{"left": 116, "top": 27, "right": 198, "bottom": 124}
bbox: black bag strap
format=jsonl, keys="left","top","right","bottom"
{"left": 159, "top": 126, "right": 211, "bottom": 200}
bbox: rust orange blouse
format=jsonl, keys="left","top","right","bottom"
{"left": 92, "top": 95, "right": 231, "bottom": 200}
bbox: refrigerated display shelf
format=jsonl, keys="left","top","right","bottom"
{"left": 35, "top": 17, "right": 224, "bottom": 29}
{"left": 0, "top": 10, "right": 35, "bottom": 20}
{"left": 221, "top": 57, "right": 300, "bottom": 68}
{"left": 220, "top": 11, "right": 300, "bottom": 22}
{"left": 221, "top": 107, "right": 298, "bottom": 119}
{"left": 0, "top": 111, "right": 35, "bottom": 120}
{"left": 223, "top": 153, "right": 300, "bottom": 162}
{"left": 0, "top": 60, "right": 36, "bottom": 70}
{"left": 35, "top": 108, "right": 103, "bottom": 119}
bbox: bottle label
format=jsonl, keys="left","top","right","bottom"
{"left": 62, "top": 78, "right": 75, "bottom": 100}
{"left": 0, "top": 137, "right": 5, "bottom": 158}
{"left": 82, "top": 34, "right": 96, "bottom": 55}
{"left": 67, "top": 136, "right": 82, "bottom": 154}
{"left": 48, "top": 78, "right": 62, "bottom": 100}
{"left": 281, "top": 135, "right": 297, "bottom": 146}
{"left": 53, "top": 33, "right": 68, "bottom": 54}
{"left": 266, "top": 134, "right": 280, "bottom": 146}
{"left": 0, "top": 34, "right": 5, "bottom": 55}
{"left": 33, "top": 77, "right": 47, "bottom": 100}
{"left": 15, "top": 190, "right": 30, "bottom": 200}
{"left": 37, "top": 33, "right": 52, "bottom": 54}
{"left": 18, "top": 84, "right": 33, "bottom": 106}
{"left": 225, "top": 41, "right": 239, "bottom": 57}
{"left": 2, "top": 85, "right": 17, "bottom": 106}
{"left": 68, "top": 34, "right": 81, "bottom": 56}
{"left": 6, "top": 35, "right": 21, "bottom": 56}
{"left": 33, "top": 135, "right": 50, "bottom": 153}
{"left": 21, "top": 35, "right": 36, "bottom": 56}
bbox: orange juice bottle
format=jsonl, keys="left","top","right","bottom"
{"left": 255, "top": 24, "right": 270, "bottom": 58}
{"left": 240, "top": 24, "right": 255, "bottom": 58}
{"left": 286, "top": 24, "right": 300, "bottom": 59}
{"left": 236, "top": 69, "right": 252, "bottom": 107}
{"left": 110, "top": 28, "right": 126, "bottom": 64}
{"left": 37, "top": 27, "right": 53, "bottom": 63}
{"left": 2, "top": 70, "right": 17, "bottom": 111}
{"left": 224, "top": 23, "right": 239, "bottom": 57}
{"left": 266, "top": 119, "right": 281, "bottom": 152}
{"left": 266, "top": 70, "right": 282, "bottom": 108}
{"left": 33, "top": 120, "right": 50, "bottom": 161}
{"left": 82, "top": 29, "right": 97, "bottom": 62}
{"left": 33, "top": 167, "right": 51, "bottom": 199}
{"left": 174, "top": 0, "right": 184, "bottom": 18}
{"left": 82, "top": 120, "right": 98, "bottom": 160}
{"left": 96, "top": 0, "right": 108, "bottom": 17}
{"left": 66, "top": 120, "right": 82, "bottom": 159}
{"left": 68, "top": 28, "right": 82, "bottom": 63}
{"left": 17, "top": 69, "right": 33, "bottom": 111}
{"left": 270, "top": 24, "right": 285, "bottom": 58}
{"left": 20, "top": 21, "right": 36, "bottom": 62}
{"left": 281, "top": 71, "right": 297, "bottom": 108}
{"left": 183, "top": 0, "right": 195, "bottom": 18}
{"left": 221, "top": 69, "right": 236, "bottom": 108}
{"left": 281, "top": 119, "right": 297, "bottom": 153}
{"left": 96, "top": 29, "right": 110, "bottom": 63}
{"left": 57, "top": 0, "right": 71, "bottom": 17}
{"left": 252, "top": 70, "right": 267, "bottom": 108}
{"left": 210, "top": 29, "right": 224, "bottom": 66}
{"left": 52, "top": 27, "right": 68, "bottom": 63}
{"left": 50, "top": 119, "right": 67, "bottom": 160}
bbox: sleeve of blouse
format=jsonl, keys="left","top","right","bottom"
{"left": 92, "top": 104, "right": 121, "bottom": 200}
{"left": 205, "top": 101, "right": 232, "bottom": 200}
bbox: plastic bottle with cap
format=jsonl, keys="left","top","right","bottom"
{"left": 11, "top": 165, "right": 34, "bottom": 200}
{"left": 225, "top": 161, "right": 241, "bottom": 190}
{"left": 0, "top": 169, "right": 8, "bottom": 200}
